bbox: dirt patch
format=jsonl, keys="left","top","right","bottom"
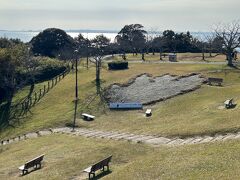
{"left": 105, "top": 73, "right": 206, "bottom": 105}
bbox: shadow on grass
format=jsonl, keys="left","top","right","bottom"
{"left": 0, "top": 84, "right": 35, "bottom": 130}
{"left": 226, "top": 104, "right": 237, "bottom": 109}
{"left": 91, "top": 170, "right": 112, "bottom": 180}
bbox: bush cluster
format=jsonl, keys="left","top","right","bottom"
{"left": 108, "top": 61, "right": 128, "bottom": 70}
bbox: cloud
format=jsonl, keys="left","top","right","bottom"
{"left": 0, "top": 0, "right": 239, "bottom": 31}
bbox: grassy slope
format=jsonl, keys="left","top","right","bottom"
{"left": 1, "top": 62, "right": 240, "bottom": 139}
{"left": 1, "top": 134, "right": 240, "bottom": 179}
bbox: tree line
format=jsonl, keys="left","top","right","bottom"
{"left": 1, "top": 21, "right": 239, "bottom": 103}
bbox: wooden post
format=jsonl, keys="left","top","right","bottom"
{"left": 52, "top": 79, "right": 54, "bottom": 88}
{"left": 39, "top": 89, "right": 42, "bottom": 99}
{"left": 43, "top": 85, "right": 46, "bottom": 94}
{"left": 34, "top": 92, "right": 37, "bottom": 104}
{"left": 48, "top": 81, "right": 50, "bottom": 91}
{"left": 55, "top": 77, "right": 57, "bottom": 85}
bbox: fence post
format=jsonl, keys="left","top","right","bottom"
{"left": 51, "top": 79, "right": 54, "bottom": 88}
{"left": 43, "top": 85, "right": 46, "bottom": 94}
{"left": 39, "top": 89, "right": 42, "bottom": 99}
{"left": 34, "top": 92, "right": 38, "bottom": 104}
{"left": 55, "top": 77, "right": 58, "bottom": 85}
{"left": 48, "top": 81, "right": 50, "bottom": 91}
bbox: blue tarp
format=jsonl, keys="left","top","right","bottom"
{"left": 109, "top": 103, "right": 143, "bottom": 109}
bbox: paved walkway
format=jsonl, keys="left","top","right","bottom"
{"left": 2, "top": 127, "right": 240, "bottom": 147}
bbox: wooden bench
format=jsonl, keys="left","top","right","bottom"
{"left": 18, "top": 154, "right": 44, "bottom": 175}
{"left": 83, "top": 155, "right": 112, "bottom": 179}
{"left": 82, "top": 113, "right": 95, "bottom": 120}
{"left": 224, "top": 98, "right": 234, "bottom": 108}
{"left": 208, "top": 77, "right": 223, "bottom": 86}
{"left": 145, "top": 109, "right": 152, "bottom": 117}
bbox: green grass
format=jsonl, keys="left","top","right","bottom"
{"left": 2, "top": 134, "right": 240, "bottom": 179}
{"left": 1, "top": 62, "right": 240, "bottom": 140}
{"left": 12, "top": 81, "right": 50, "bottom": 104}
{"left": 109, "top": 53, "right": 228, "bottom": 62}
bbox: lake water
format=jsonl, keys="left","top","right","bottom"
{"left": 0, "top": 30, "right": 118, "bottom": 43}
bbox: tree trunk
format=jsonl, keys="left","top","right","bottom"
{"left": 142, "top": 52, "right": 145, "bottom": 61}
{"left": 202, "top": 51, "right": 205, "bottom": 60}
{"left": 96, "top": 60, "right": 101, "bottom": 82}
{"left": 227, "top": 52, "right": 233, "bottom": 66}
{"left": 160, "top": 49, "right": 163, "bottom": 60}
{"left": 86, "top": 56, "right": 89, "bottom": 69}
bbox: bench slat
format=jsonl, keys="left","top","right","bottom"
{"left": 83, "top": 155, "right": 112, "bottom": 174}
{"left": 83, "top": 167, "right": 92, "bottom": 173}
{"left": 19, "top": 154, "right": 44, "bottom": 174}
{"left": 82, "top": 113, "right": 95, "bottom": 119}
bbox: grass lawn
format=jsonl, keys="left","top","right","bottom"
{"left": 1, "top": 134, "right": 240, "bottom": 179}
{"left": 109, "top": 53, "right": 229, "bottom": 62}
{"left": 1, "top": 62, "right": 240, "bottom": 139}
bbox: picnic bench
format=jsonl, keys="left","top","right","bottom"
{"left": 208, "top": 77, "right": 223, "bottom": 86}
{"left": 145, "top": 109, "right": 152, "bottom": 117}
{"left": 83, "top": 155, "right": 112, "bottom": 179}
{"left": 82, "top": 113, "right": 95, "bottom": 121}
{"left": 18, "top": 154, "right": 44, "bottom": 175}
{"left": 224, "top": 98, "right": 234, "bottom": 109}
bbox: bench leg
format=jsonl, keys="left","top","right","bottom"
{"left": 22, "top": 169, "right": 28, "bottom": 176}
{"left": 89, "top": 172, "right": 95, "bottom": 179}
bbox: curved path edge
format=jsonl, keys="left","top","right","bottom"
{"left": 1, "top": 127, "right": 240, "bottom": 147}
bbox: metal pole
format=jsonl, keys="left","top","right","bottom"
{"left": 73, "top": 50, "right": 79, "bottom": 131}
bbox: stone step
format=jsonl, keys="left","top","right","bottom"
{"left": 143, "top": 137, "right": 171, "bottom": 145}
{"left": 167, "top": 138, "right": 185, "bottom": 146}
{"left": 180, "top": 138, "right": 195, "bottom": 145}
{"left": 198, "top": 136, "right": 214, "bottom": 143}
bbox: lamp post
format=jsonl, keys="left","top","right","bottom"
{"left": 72, "top": 49, "right": 79, "bottom": 131}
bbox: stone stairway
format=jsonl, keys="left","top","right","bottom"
{"left": 2, "top": 127, "right": 240, "bottom": 147}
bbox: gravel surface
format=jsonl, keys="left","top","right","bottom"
{"left": 105, "top": 74, "right": 205, "bottom": 105}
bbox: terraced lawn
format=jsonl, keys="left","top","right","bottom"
{"left": 1, "top": 134, "right": 240, "bottom": 179}
{"left": 1, "top": 62, "right": 240, "bottom": 140}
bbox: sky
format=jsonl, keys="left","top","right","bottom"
{"left": 0, "top": 0, "right": 239, "bottom": 32}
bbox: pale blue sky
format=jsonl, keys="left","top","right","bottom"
{"left": 0, "top": 0, "right": 239, "bottom": 31}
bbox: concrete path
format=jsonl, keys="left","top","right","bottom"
{"left": 2, "top": 127, "right": 240, "bottom": 147}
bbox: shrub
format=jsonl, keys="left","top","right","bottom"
{"left": 108, "top": 61, "right": 128, "bottom": 70}
{"left": 16, "top": 57, "right": 67, "bottom": 84}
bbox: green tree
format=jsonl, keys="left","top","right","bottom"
{"left": 116, "top": 24, "right": 147, "bottom": 55}
{"left": 30, "top": 28, "right": 75, "bottom": 58}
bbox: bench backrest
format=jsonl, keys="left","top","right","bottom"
{"left": 91, "top": 155, "right": 112, "bottom": 172}
{"left": 146, "top": 109, "right": 151, "bottom": 114}
{"left": 24, "top": 155, "right": 44, "bottom": 169}
{"left": 82, "top": 113, "right": 95, "bottom": 119}
{"left": 208, "top": 78, "right": 223, "bottom": 83}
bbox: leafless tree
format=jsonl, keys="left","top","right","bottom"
{"left": 214, "top": 20, "right": 240, "bottom": 66}
{"left": 205, "top": 32, "right": 216, "bottom": 57}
